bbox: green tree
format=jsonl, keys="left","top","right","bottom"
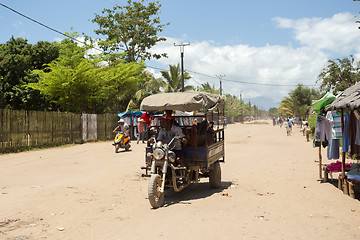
{"left": 317, "top": 55, "right": 360, "bottom": 95}
{"left": 279, "top": 96, "right": 294, "bottom": 117}
{"left": 126, "top": 71, "right": 165, "bottom": 110}
{"left": 197, "top": 82, "right": 219, "bottom": 94}
{"left": 160, "top": 64, "right": 194, "bottom": 92}
{"left": 0, "top": 37, "right": 59, "bottom": 110}
{"left": 91, "top": 0, "right": 168, "bottom": 62}
{"left": 289, "top": 84, "right": 319, "bottom": 118}
{"left": 268, "top": 107, "right": 279, "bottom": 117}
{"left": 224, "top": 94, "right": 242, "bottom": 118}
{"left": 279, "top": 84, "right": 319, "bottom": 119}
{"left": 28, "top": 36, "right": 145, "bottom": 113}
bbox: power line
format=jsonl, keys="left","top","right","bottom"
{"left": 1, "top": 2, "right": 319, "bottom": 88}
{"left": 187, "top": 69, "right": 319, "bottom": 87}
{"left": 0, "top": 2, "right": 106, "bottom": 53}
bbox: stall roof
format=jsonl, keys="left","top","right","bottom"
{"left": 140, "top": 92, "right": 223, "bottom": 112}
{"left": 325, "top": 82, "right": 360, "bottom": 110}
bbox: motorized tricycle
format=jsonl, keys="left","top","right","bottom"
{"left": 140, "top": 92, "right": 225, "bottom": 208}
{"left": 113, "top": 132, "right": 131, "bottom": 152}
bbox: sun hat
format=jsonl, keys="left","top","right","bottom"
{"left": 118, "top": 119, "right": 125, "bottom": 123}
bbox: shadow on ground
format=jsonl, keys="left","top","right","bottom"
{"left": 321, "top": 178, "right": 360, "bottom": 200}
{"left": 162, "top": 181, "right": 232, "bottom": 207}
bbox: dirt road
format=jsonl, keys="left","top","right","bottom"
{"left": 1, "top": 122, "right": 360, "bottom": 240}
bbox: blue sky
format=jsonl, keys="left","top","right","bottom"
{"left": 0, "top": 0, "right": 359, "bottom": 109}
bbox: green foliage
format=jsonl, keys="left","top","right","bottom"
{"left": 279, "top": 84, "right": 319, "bottom": 118}
{"left": 224, "top": 94, "right": 242, "bottom": 117}
{"left": 0, "top": 37, "right": 59, "bottom": 110}
{"left": 223, "top": 94, "right": 266, "bottom": 120}
{"left": 91, "top": 0, "right": 168, "bottom": 62}
{"left": 317, "top": 56, "right": 360, "bottom": 95}
{"left": 160, "top": 64, "right": 194, "bottom": 92}
{"left": 308, "top": 113, "right": 317, "bottom": 135}
{"left": 197, "top": 82, "right": 219, "bottom": 94}
{"left": 126, "top": 71, "right": 165, "bottom": 110}
{"left": 28, "top": 36, "right": 145, "bottom": 113}
{"left": 268, "top": 107, "right": 279, "bottom": 117}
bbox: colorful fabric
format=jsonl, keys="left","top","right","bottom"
{"left": 327, "top": 111, "right": 342, "bottom": 139}
{"left": 326, "top": 161, "right": 351, "bottom": 172}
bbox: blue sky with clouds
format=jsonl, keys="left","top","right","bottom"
{"left": 0, "top": 0, "right": 359, "bottom": 109}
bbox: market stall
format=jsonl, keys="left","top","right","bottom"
{"left": 323, "top": 82, "right": 360, "bottom": 198}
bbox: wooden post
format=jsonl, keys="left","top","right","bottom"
{"left": 340, "top": 109, "right": 347, "bottom": 194}
{"left": 349, "top": 181, "right": 355, "bottom": 199}
{"left": 319, "top": 145, "right": 322, "bottom": 180}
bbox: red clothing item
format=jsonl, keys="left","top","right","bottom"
{"left": 140, "top": 112, "right": 151, "bottom": 125}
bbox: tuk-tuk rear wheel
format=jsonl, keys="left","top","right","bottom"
{"left": 209, "top": 161, "right": 221, "bottom": 189}
{"left": 148, "top": 174, "right": 164, "bottom": 208}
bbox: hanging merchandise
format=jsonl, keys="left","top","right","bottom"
{"left": 326, "top": 111, "right": 341, "bottom": 160}
{"left": 327, "top": 111, "right": 342, "bottom": 139}
{"left": 314, "top": 114, "right": 331, "bottom": 143}
{"left": 346, "top": 111, "right": 360, "bottom": 158}
{"left": 342, "top": 112, "right": 350, "bottom": 153}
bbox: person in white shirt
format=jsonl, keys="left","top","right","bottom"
{"left": 113, "top": 119, "right": 130, "bottom": 136}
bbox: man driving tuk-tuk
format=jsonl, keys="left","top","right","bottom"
{"left": 157, "top": 115, "right": 187, "bottom": 167}
{"left": 140, "top": 92, "right": 225, "bottom": 208}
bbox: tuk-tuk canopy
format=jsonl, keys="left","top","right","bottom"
{"left": 325, "top": 81, "right": 360, "bottom": 111}
{"left": 140, "top": 92, "right": 223, "bottom": 112}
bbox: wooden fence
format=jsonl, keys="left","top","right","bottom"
{"left": 0, "top": 109, "right": 118, "bottom": 153}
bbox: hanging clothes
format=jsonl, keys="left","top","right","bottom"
{"left": 315, "top": 114, "right": 331, "bottom": 142}
{"left": 342, "top": 112, "right": 350, "bottom": 153}
{"left": 327, "top": 111, "right": 342, "bottom": 139}
{"left": 326, "top": 111, "right": 341, "bottom": 160}
{"left": 346, "top": 111, "right": 360, "bottom": 157}
{"left": 327, "top": 139, "right": 340, "bottom": 160}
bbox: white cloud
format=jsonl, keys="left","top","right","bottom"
{"left": 148, "top": 12, "right": 360, "bottom": 108}
{"left": 273, "top": 13, "right": 360, "bottom": 55}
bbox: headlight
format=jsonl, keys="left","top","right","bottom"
{"left": 153, "top": 148, "right": 165, "bottom": 160}
{"left": 168, "top": 151, "right": 176, "bottom": 163}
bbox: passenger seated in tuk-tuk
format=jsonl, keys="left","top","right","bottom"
{"left": 157, "top": 116, "right": 187, "bottom": 166}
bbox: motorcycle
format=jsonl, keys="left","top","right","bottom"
{"left": 146, "top": 136, "right": 221, "bottom": 208}
{"left": 113, "top": 132, "right": 131, "bottom": 152}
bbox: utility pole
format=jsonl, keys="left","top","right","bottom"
{"left": 216, "top": 74, "right": 225, "bottom": 96}
{"left": 174, "top": 42, "right": 190, "bottom": 92}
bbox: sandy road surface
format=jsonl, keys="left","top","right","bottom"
{"left": 1, "top": 122, "right": 360, "bottom": 240}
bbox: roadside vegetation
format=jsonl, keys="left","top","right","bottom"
{"left": 1, "top": 0, "right": 359, "bottom": 124}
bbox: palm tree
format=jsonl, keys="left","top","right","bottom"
{"left": 126, "top": 71, "right": 165, "bottom": 110}
{"left": 160, "top": 64, "right": 194, "bottom": 92}
{"left": 198, "top": 82, "right": 219, "bottom": 94}
{"left": 279, "top": 96, "right": 294, "bottom": 117}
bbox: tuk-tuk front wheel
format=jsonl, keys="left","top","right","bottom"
{"left": 148, "top": 174, "right": 164, "bottom": 208}
{"left": 209, "top": 161, "right": 221, "bottom": 189}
